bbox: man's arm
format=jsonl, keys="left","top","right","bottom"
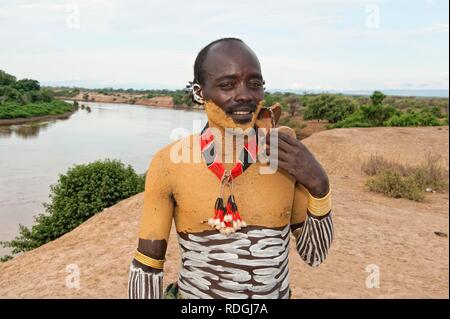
{"left": 290, "top": 183, "right": 334, "bottom": 267}
{"left": 128, "top": 148, "right": 174, "bottom": 299}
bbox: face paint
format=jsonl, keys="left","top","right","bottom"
{"left": 203, "top": 100, "right": 263, "bottom": 132}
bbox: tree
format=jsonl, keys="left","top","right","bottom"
{"left": 284, "top": 95, "right": 301, "bottom": 117}
{"left": 0, "top": 86, "right": 25, "bottom": 104}
{"left": 264, "top": 92, "right": 287, "bottom": 109}
{"left": 0, "top": 70, "right": 16, "bottom": 86}
{"left": 303, "top": 94, "right": 358, "bottom": 123}
{"left": 172, "top": 93, "right": 184, "bottom": 106}
{"left": 370, "top": 91, "right": 386, "bottom": 106}
{"left": 40, "top": 88, "right": 54, "bottom": 102}
{"left": 13, "top": 79, "right": 40, "bottom": 92}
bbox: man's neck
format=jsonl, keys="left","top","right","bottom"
{"left": 207, "top": 120, "right": 254, "bottom": 165}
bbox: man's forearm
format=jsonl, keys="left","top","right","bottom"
{"left": 291, "top": 185, "right": 334, "bottom": 267}
{"left": 128, "top": 239, "right": 167, "bottom": 299}
{"left": 128, "top": 259, "right": 164, "bottom": 299}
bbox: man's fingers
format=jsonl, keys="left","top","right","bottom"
{"left": 277, "top": 159, "right": 292, "bottom": 175}
{"left": 272, "top": 148, "right": 292, "bottom": 162}
{"left": 278, "top": 130, "right": 301, "bottom": 147}
{"left": 266, "top": 134, "right": 292, "bottom": 153}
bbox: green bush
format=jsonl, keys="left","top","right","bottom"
{"left": 363, "top": 154, "right": 448, "bottom": 201}
{"left": 383, "top": 109, "right": 441, "bottom": 127}
{"left": 332, "top": 103, "right": 401, "bottom": 128}
{"left": 330, "top": 90, "right": 444, "bottom": 129}
{"left": 429, "top": 106, "right": 444, "bottom": 118}
{"left": 0, "top": 100, "right": 75, "bottom": 119}
{"left": 0, "top": 70, "right": 63, "bottom": 111}
{"left": 263, "top": 92, "right": 287, "bottom": 110}
{"left": 370, "top": 90, "right": 386, "bottom": 106}
{"left": 0, "top": 255, "right": 13, "bottom": 262}
{"left": 361, "top": 103, "right": 400, "bottom": 126}
{"left": 366, "top": 170, "right": 425, "bottom": 201}
{"left": 0, "top": 70, "right": 16, "bottom": 86}
{"left": 303, "top": 94, "right": 357, "bottom": 123}
{"left": 0, "top": 85, "right": 26, "bottom": 104}
{"left": 362, "top": 154, "right": 413, "bottom": 176}
{"left": 1, "top": 159, "right": 145, "bottom": 255}
{"left": 172, "top": 91, "right": 195, "bottom": 107}
{"left": 13, "top": 79, "right": 40, "bottom": 92}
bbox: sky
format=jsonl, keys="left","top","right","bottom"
{"left": 0, "top": 0, "right": 448, "bottom": 92}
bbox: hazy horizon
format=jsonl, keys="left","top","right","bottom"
{"left": 1, "top": 0, "right": 448, "bottom": 92}
{"left": 41, "top": 80, "right": 449, "bottom": 98}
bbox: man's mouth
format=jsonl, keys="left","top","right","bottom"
{"left": 232, "top": 111, "right": 252, "bottom": 115}
{"left": 227, "top": 107, "right": 256, "bottom": 123}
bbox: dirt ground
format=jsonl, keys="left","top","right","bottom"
{"left": 0, "top": 126, "right": 448, "bottom": 298}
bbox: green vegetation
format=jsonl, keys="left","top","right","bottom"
{"left": 303, "top": 94, "right": 358, "bottom": 123}
{"left": 362, "top": 155, "right": 448, "bottom": 201}
{"left": 330, "top": 103, "right": 400, "bottom": 128}
{"left": 330, "top": 91, "right": 447, "bottom": 128}
{"left": 50, "top": 86, "right": 196, "bottom": 108}
{"left": 46, "top": 85, "right": 448, "bottom": 124}
{"left": 0, "top": 100, "right": 75, "bottom": 119}
{"left": 383, "top": 109, "right": 442, "bottom": 126}
{"left": 263, "top": 90, "right": 448, "bottom": 131}
{"left": 261, "top": 90, "right": 447, "bottom": 138}
{"left": 1, "top": 159, "right": 145, "bottom": 259}
{"left": 263, "top": 92, "right": 288, "bottom": 109}
{"left": 171, "top": 90, "right": 195, "bottom": 108}
{"left": 0, "top": 70, "right": 75, "bottom": 119}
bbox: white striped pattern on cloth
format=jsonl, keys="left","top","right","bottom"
{"left": 127, "top": 263, "right": 163, "bottom": 299}
{"left": 177, "top": 224, "right": 291, "bottom": 299}
{"left": 295, "top": 211, "right": 334, "bottom": 267}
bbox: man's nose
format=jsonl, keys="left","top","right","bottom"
{"left": 234, "top": 83, "right": 253, "bottom": 104}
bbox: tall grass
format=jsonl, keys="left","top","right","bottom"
{"left": 363, "top": 154, "right": 448, "bottom": 201}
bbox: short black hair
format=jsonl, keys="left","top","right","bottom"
{"left": 186, "top": 38, "right": 244, "bottom": 104}
{"left": 193, "top": 37, "right": 244, "bottom": 86}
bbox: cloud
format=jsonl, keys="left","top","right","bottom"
{"left": 409, "top": 22, "right": 449, "bottom": 35}
{"left": 0, "top": 0, "right": 448, "bottom": 90}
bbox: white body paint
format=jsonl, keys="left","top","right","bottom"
{"left": 128, "top": 263, "right": 163, "bottom": 299}
{"left": 177, "top": 224, "right": 291, "bottom": 299}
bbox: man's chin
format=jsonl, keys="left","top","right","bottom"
{"left": 230, "top": 116, "right": 254, "bottom": 125}
{"left": 204, "top": 100, "right": 261, "bottom": 130}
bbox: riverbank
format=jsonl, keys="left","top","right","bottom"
{"left": 0, "top": 100, "right": 77, "bottom": 125}
{"left": 59, "top": 91, "right": 202, "bottom": 111}
{"left": 0, "top": 109, "right": 77, "bottom": 126}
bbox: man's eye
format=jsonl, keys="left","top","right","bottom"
{"left": 248, "top": 80, "right": 263, "bottom": 88}
{"left": 218, "top": 82, "right": 234, "bottom": 89}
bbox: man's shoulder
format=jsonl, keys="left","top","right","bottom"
{"left": 150, "top": 133, "right": 200, "bottom": 166}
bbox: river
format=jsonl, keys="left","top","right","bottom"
{"left": 0, "top": 101, "right": 207, "bottom": 255}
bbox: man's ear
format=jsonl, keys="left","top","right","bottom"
{"left": 192, "top": 84, "right": 205, "bottom": 104}
{"left": 257, "top": 103, "right": 282, "bottom": 128}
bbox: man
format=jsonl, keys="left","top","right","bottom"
{"left": 128, "top": 38, "right": 333, "bottom": 299}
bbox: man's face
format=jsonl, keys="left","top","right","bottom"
{"left": 200, "top": 41, "right": 265, "bottom": 124}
